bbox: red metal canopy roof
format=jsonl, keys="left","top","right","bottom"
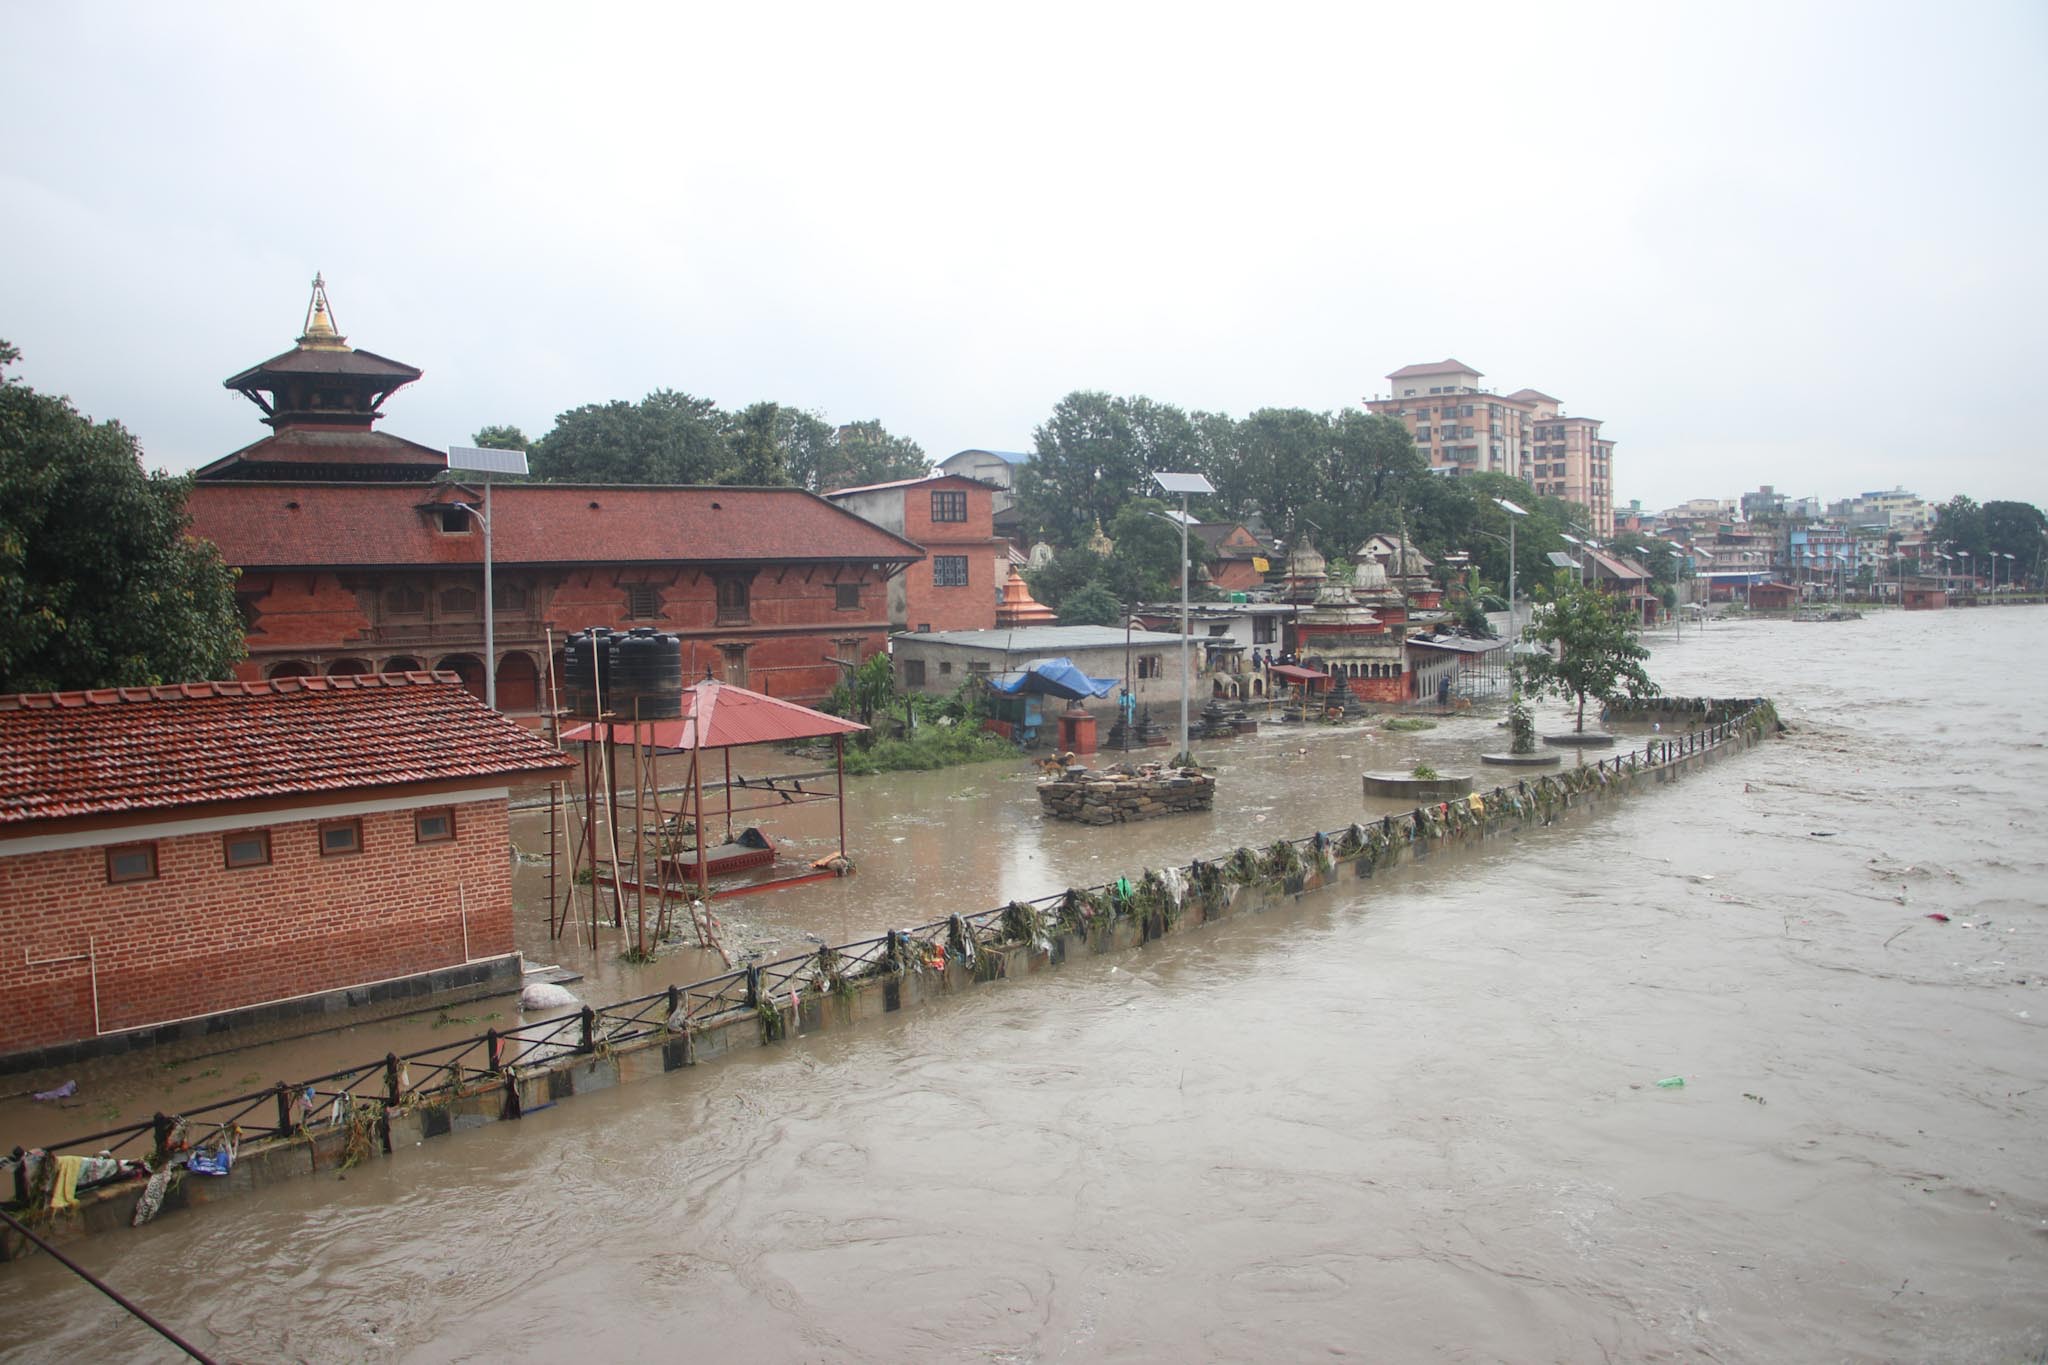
{"left": 1270, "top": 664, "right": 1330, "bottom": 682}
{"left": 559, "top": 679, "right": 866, "bottom": 752}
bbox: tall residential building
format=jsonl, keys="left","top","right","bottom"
{"left": 1364, "top": 360, "right": 1616, "bottom": 535}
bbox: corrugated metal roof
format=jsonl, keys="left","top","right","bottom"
{"left": 894, "top": 626, "right": 1186, "bottom": 652}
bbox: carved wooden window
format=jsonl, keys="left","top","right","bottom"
{"left": 439, "top": 586, "right": 478, "bottom": 616}
{"left": 715, "top": 575, "right": 750, "bottom": 625}
{"left": 625, "top": 584, "right": 661, "bottom": 619}
{"left": 385, "top": 584, "right": 427, "bottom": 616}
{"left": 931, "top": 490, "right": 967, "bottom": 523}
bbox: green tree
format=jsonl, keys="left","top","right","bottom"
{"left": 471, "top": 424, "right": 530, "bottom": 452}
{"left": 1981, "top": 499, "right": 2046, "bottom": 586}
{"left": 1933, "top": 495, "right": 1987, "bottom": 560}
{"left": 0, "top": 342, "right": 246, "bottom": 692}
{"left": 825, "top": 419, "right": 929, "bottom": 490}
{"left": 1056, "top": 580, "right": 1122, "bottom": 626}
{"left": 1017, "top": 392, "right": 1200, "bottom": 547}
{"left": 1521, "top": 572, "right": 1655, "bottom": 733}
{"left": 723, "top": 401, "right": 792, "bottom": 485}
{"left": 531, "top": 390, "right": 731, "bottom": 483}
{"left": 1023, "top": 545, "right": 1109, "bottom": 612}
{"left": 1102, "top": 498, "right": 1206, "bottom": 605}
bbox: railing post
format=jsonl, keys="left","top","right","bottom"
{"left": 667, "top": 984, "right": 681, "bottom": 1017}
{"left": 151, "top": 1112, "right": 173, "bottom": 1164}
{"left": 274, "top": 1083, "right": 293, "bottom": 1136}
{"left": 384, "top": 1053, "right": 402, "bottom": 1105}
{"left": 579, "top": 1006, "right": 596, "bottom": 1054}
{"left": 487, "top": 1028, "right": 502, "bottom": 1076}
{"left": 744, "top": 965, "right": 761, "bottom": 1008}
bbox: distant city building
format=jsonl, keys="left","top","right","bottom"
{"left": 1825, "top": 487, "right": 1931, "bottom": 531}
{"left": 1364, "top": 360, "right": 1615, "bottom": 535}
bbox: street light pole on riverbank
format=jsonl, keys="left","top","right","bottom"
{"left": 447, "top": 444, "right": 531, "bottom": 711}
{"left": 1154, "top": 471, "right": 1215, "bottom": 763}
{"left": 1494, "top": 497, "right": 1527, "bottom": 644}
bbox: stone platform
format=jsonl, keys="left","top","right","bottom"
{"left": 1039, "top": 766, "right": 1216, "bottom": 824}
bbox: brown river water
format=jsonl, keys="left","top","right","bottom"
{"left": 3, "top": 609, "right": 2044, "bottom": 1362}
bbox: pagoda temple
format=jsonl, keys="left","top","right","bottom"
{"left": 195, "top": 275, "right": 447, "bottom": 482}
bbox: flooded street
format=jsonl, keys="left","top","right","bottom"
{"left": 5, "top": 610, "right": 2046, "bottom": 1361}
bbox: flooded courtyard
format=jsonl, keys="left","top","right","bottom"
{"left": 4, "top": 608, "right": 2045, "bottom": 1361}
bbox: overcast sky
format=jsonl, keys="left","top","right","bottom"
{"left": 4, "top": 2, "right": 2043, "bottom": 514}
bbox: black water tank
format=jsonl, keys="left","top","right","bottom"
{"left": 607, "top": 628, "right": 684, "bottom": 719}
{"left": 561, "top": 627, "right": 614, "bottom": 715}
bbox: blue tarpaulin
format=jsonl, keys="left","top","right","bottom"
{"left": 985, "top": 657, "right": 1120, "bottom": 700}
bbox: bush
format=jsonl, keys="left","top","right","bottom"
{"left": 840, "top": 724, "right": 1017, "bottom": 775}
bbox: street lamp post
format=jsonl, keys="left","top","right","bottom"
{"left": 447, "top": 445, "right": 532, "bottom": 711}
{"left": 1153, "top": 471, "right": 1215, "bottom": 764}
{"left": 1494, "top": 497, "right": 1528, "bottom": 644}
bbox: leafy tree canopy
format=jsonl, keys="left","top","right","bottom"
{"left": 531, "top": 389, "right": 731, "bottom": 484}
{"left": 471, "top": 424, "right": 530, "bottom": 452}
{"left": 793, "top": 416, "right": 929, "bottom": 493}
{"left": 1056, "top": 580, "right": 1123, "bottom": 626}
{"left": 0, "top": 342, "right": 246, "bottom": 692}
{"left": 1017, "top": 392, "right": 1202, "bottom": 548}
{"left": 1521, "top": 572, "right": 1655, "bottom": 733}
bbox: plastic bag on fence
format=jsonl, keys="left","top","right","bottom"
{"left": 1160, "top": 866, "right": 1186, "bottom": 909}
{"left": 186, "top": 1134, "right": 236, "bottom": 1177}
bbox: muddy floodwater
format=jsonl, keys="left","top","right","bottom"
{"left": 4, "top": 609, "right": 2045, "bottom": 1362}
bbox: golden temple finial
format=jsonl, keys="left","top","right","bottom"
{"left": 298, "top": 272, "right": 351, "bottom": 351}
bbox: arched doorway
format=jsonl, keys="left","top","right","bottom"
{"left": 435, "top": 654, "right": 487, "bottom": 701}
{"left": 496, "top": 652, "right": 540, "bottom": 713}
{"left": 382, "top": 656, "right": 424, "bottom": 673}
{"left": 327, "top": 658, "right": 373, "bottom": 676}
{"left": 265, "top": 660, "right": 315, "bottom": 679}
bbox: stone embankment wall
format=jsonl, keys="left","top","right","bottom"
{"left": 3, "top": 698, "right": 1782, "bottom": 1258}
{"left": 1038, "top": 769, "right": 1216, "bottom": 823}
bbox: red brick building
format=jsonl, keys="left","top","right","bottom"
{"left": 824, "top": 474, "right": 1005, "bottom": 634}
{"left": 0, "top": 675, "right": 571, "bottom": 1067}
{"left": 186, "top": 282, "right": 924, "bottom": 709}
{"left": 1191, "top": 522, "right": 1270, "bottom": 594}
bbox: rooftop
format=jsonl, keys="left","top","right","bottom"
{"left": 185, "top": 481, "right": 928, "bottom": 569}
{"left": 1387, "top": 359, "right": 1483, "bottom": 380}
{"left": 894, "top": 625, "right": 1187, "bottom": 652}
{"left": 0, "top": 674, "right": 572, "bottom": 830}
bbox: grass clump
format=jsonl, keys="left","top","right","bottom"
{"left": 1381, "top": 717, "right": 1436, "bottom": 732}
{"left": 840, "top": 725, "right": 1018, "bottom": 776}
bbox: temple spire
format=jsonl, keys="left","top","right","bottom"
{"left": 298, "top": 273, "right": 350, "bottom": 352}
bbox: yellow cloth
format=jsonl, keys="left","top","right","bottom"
{"left": 50, "top": 1154, "right": 84, "bottom": 1211}
{"left": 1468, "top": 794, "right": 1485, "bottom": 817}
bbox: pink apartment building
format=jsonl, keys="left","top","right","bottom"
{"left": 1365, "top": 360, "right": 1616, "bottom": 536}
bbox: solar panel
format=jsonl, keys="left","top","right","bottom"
{"left": 1152, "top": 471, "right": 1215, "bottom": 495}
{"left": 447, "top": 445, "right": 530, "bottom": 475}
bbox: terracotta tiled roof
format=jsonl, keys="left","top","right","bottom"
{"left": 192, "top": 428, "right": 449, "bottom": 480}
{"left": 185, "top": 482, "right": 927, "bottom": 569}
{"left": 0, "top": 674, "right": 571, "bottom": 829}
{"left": 1387, "top": 359, "right": 1482, "bottom": 379}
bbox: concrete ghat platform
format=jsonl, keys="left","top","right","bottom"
{"left": 1362, "top": 772, "right": 1475, "bottom": 800}
{"left": 1479, "top": 751, "right": 1563, "bottom": 767}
